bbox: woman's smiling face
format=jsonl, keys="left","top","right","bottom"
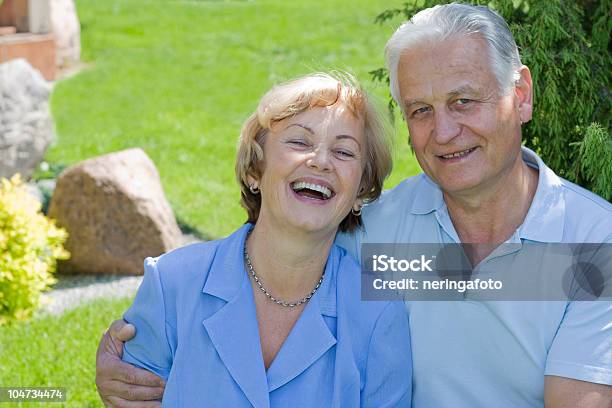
{"left": 252, "top": 104, "right": 365, "bottom": 236}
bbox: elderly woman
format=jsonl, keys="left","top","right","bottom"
{"left": 118, "top": 73, "right": 412, "bottom": 407}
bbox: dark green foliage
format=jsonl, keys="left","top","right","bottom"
{"left": 576, "top": 123, "right": 612, "bottom": 197}
{"left": 372, "top": 0, "right": 611, "bottom": 200}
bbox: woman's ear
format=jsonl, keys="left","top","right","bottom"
{"left": 352, "top": 199, "right": 363, "bottom": 216}
{"left": 246, "top": 175, "right": 260, "bottom": 194}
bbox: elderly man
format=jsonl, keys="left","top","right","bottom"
{"left": 96, "top": 3, "right": 611, "bottom": 407}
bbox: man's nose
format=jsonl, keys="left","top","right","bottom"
{"left": 432, "top": 110, "right": 461, "bottom": 144}
{"left": 306, "top": 146, "right": 333, "bottom": 172}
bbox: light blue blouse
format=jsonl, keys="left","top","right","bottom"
{"left": 123, "top": 223, "right": 412, "bottom": 407}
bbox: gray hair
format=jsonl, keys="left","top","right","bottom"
{"left": 385, "top": 3, "right": 522, "bottom": 105}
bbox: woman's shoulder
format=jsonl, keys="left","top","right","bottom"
{"left": 152, "top": 240, "right": 221, "bottom": 280}
{"left": 146, "top": 223, "right": 251, "bottom": 300}
{"left": 156, "top": 239, "right": 220, "bottom": 267}
{"left": 151, "top": 224, "right": 250, "bottom": 293}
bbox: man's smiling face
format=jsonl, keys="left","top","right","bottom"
{"left": 398, "top": 35, "right": 527, "bottom": 197}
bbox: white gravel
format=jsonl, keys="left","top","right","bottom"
{"left": 39, "top": 275, "right": 143, "bottom": 315}
{"left": 36, "top": 235, "right": 202, "bottom": 316}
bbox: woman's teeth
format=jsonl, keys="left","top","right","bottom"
{"left": 291, "top": 181, "right": 332, "bottom": 199}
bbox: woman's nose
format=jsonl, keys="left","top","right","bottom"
{"left": 306, "top": 147, "right": 333, "bottom": 172}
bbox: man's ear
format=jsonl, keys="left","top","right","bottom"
{"left": 515, "top": 65, "right": 533, "bottom": 123}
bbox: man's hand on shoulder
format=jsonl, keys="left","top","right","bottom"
{"left": 96, "top": 319, "right": 166, "bottom": 407}
{"left": 545, "top": 376, "right": 611, "bottom": 408}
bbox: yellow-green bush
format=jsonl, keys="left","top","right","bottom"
{"left": 0, "top": 175, "right": 69, "bottom": 325}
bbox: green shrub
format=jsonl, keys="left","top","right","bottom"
{"left": 0, "top": 175, "right": 69, "bottom": 325}
{"left": 372, "top": 0, "right": 611, "bottom": 200}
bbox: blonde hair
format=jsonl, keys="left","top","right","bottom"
{"left": 235, "top": 72, "right": 393, "bottom": 232}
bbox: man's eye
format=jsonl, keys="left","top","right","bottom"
{"left": 456, "top": 98, "right": 471, "bottom": 105}
{"left": 411, "top": 107, "right": 430, "bottom": 117}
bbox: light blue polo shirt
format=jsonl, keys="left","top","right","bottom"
{"left": 336, "top": 147, "right": 612, "bottom": 408}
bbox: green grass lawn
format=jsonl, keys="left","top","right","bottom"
{"left": 0, "top": 297, "right": 133, "bottom": 407}
{"left": 1, "top": 2, "right": 421, "bottom": 404}
{"left": 48, "top": 0, "right": 420, "bottom": 239}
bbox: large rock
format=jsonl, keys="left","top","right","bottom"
{"left": 50, "top": 0, "right": 81, "bottom": 67}
{"left": 48, "top": 148, "right": 184, "bottom": 275}
{"left": 0, "top": 59, "right": 54, "bottom": 179}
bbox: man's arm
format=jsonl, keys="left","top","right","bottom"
{"left": 545, "top": 376, "right": 611, "bottom": 408}
{"left": 95, "top": 320, "right": 166, "bottom": 408}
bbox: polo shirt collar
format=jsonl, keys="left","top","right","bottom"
{"left": 410, "top": 173, "right": 446, "bottom": 215}
{"left": 408, "top": 147, "right": 566, "bottom": 242}
{"left": 517, "top": 147, "right": 565, "bottom": 242}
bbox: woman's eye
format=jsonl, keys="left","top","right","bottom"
{"left": 334, "top": 149, "right": 356, "bottom": 159}
{"left": 287, "top": 139, "right": 309, "bottom": 147}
